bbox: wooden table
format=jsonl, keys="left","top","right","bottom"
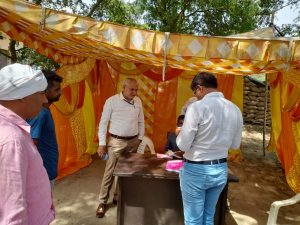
{"left": 113, "top": 153, "right": 238, "bottom": 225}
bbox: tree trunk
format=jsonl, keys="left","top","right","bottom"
{"left": 8, "top": 39, "right": 17, "bottom": 63}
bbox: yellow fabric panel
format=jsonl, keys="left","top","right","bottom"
{"left": 237, "top": 40, "right": 269, "bottom": 61}
{"left": 289, "top": 122, "right": 300, "bottom": 192}
{"left": 227, "top": 76, "right": 244, "bottom": 161}
{"left": 286, "top": 153, "right": 300, "bottom": 193}
{"left": 82, "top": 81, "right": 98, "bottom": 154}
{"left": 54, "top": 83, "right": 78, "bottom": 116}
{"left": 176, "top": 76, "right": 193, "bottom": 117}
{"left": 268, "top": 72, "right": 300, "bottom": 193}
{"left": 277, "top": 109, "right": 297, "bottom": 190}
{"left": 269, "top": 77, "right": 282, "bottom": 152}
{"left": 168, "top": 35, "right": 208, "bottom": 57}
{"left": 178, "top": 70, "right": 198, "bottom": 79}
{"left": 268, "top": 42, "right": 290, "bottom": 61}
{"left": 294, "top": 41, "right": 300, "bottom": 61}
{"left": 267, "top": 73, "right": 277, "bottom": 152}
{"left": 51, "top": 105, "right": 92, "bottom": 179}
{"left": 230, "top": 75, "right": 244, "bottom": 111}
{"left": 56, "top": 58, "right": 96, "bottom": 88}
{"left": 282, "top": 83, "right": 300, "bottom": 111}
{"left": 206, "top": 38, "right": 239, "bottom": 59}
{"left": 2, "top": 0, "right": 42, "bottom": 23}
{"left": 69, "top": 109, "right": 87, "bottom": 156}
{"left": 129, "top": 28, "right": 156, "bottom": 52}
{"left": 283, "top": 69, "right": 300, "bottom": 89}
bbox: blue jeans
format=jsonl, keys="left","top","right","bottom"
{"left": 179, "top": 162, "right": 228, "bottom": 225}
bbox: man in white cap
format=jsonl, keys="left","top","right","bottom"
{"left": 0, "top": 63, "right": 55, "bottom": 225}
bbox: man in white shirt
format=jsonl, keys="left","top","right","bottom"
{"left": 96, "top": 78, "right": 145, "bottom": 218}
{"left": 176, "top": 72, "right": 243, "bottom": 225}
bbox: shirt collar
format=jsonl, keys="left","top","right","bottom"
{"left": 203, "top": 91, "right": 224, "bottom": 100}
{"left": 0, "top": 104, "right": 31, "bottom": 133}
{"left": 119, "top": 92, "right": 135, "bottom": 104}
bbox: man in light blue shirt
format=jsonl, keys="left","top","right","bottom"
{"left": 176, "top": 72, "right": 243, "bottom": 225}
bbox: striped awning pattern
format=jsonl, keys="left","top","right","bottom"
{"left": 1, "top": 0, "right": 300, "bottom": 75}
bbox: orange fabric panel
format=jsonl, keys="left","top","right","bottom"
{"left": 143, "top": 67, "right": 183, "bottom": 81}
{"left": 62, "top": 85, "right": 72, "bottom": 104}
{"left": 51, "top": 106, "right": 91, "bottom": 179}
{"left": 269, "top": 72, "right": 281, "bottom": 88}
{"left": 216, "top": 74, "right": 235, "bottom": 100}
{"left": 290, "top": 103, "right": 300, "bottom": 122}
{"left": 271, "top": 73, "right": 297, "bottom": 186}
{"left": 92, "top": 61, "right": 117, "bottom": 143}
{"left": 278, "top": 110, "right": 297, "bottom": 175}
{"left": 152, "top": 77, "right": 178, "bottom": 152}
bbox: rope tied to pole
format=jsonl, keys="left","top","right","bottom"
{"left": 162, "top": 32, "right": 170, "bottom": 81}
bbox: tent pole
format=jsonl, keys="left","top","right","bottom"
{"left": 40, "top": 2, "right": 46, "bottom": 30}
{"left": 162, "top": 32, "right": 170, "bottom": 81}
{"left": 263, "top": 74, "right": 268, "bottom": 156}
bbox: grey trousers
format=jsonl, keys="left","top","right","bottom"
{"left": 98, "top": 136, "right": 140, "bottom": 204}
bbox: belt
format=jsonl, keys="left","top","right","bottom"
{"left": 110, "top": 134, "right": 138, "bottom": 140}
{"left": 183, "top": 158, "right": 227, "bottom": 165}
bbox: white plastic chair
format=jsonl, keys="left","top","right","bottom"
{"left": 137, "top": 136, "right": 155, "bottom": 154}
{"left": 266, "top": 193, "right": 300, "bottom": 225}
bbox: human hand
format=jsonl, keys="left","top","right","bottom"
{"left": 174, "top": 150, "right": 184, "bottom": 159}
{"left": 97, "top": 146, "right": 107, "bottom": 159}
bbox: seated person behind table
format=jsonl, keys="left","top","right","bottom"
{"left": 165, "top": 115, "right": 185, "bottom": 152}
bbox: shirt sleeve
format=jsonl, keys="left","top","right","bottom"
{"left": 165, "top": 132, "right": 171, "bottom": 151}
{"left": 137, "top": 98, "right": 145, "bottom": 140}
{"left": 0, "top": 140, "right": 28, "bottom": 224}
{"left": 98, "top": 99, "right": 112, "bottom": 146}
{"left": 176, "top": 103, "right": 200, "bottom": 152}
{"left": 230, "top": 110, "right": 243, "bottom": 149}
{"left": 27, "top": 112, "right": 44, "bottom": 140}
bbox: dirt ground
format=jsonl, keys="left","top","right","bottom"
{"left": 51, "top": 125, "right": 300, "bottom": 225}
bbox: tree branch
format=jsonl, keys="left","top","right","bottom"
{"left": 185, "top": 8, "right": 214, "bottom": 18}
{"left": 86, "top": 0, "right": 104, "bottom": 17}
{"left": 8, "top": 39, "right": 17, "bottom": 63}
{"left": 172, "top": 0, "right": 189, "bottom": 29}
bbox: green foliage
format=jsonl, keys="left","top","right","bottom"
{"left": 199, "top": 0, "right": 261, "bottom": 35}
{"left": 16, "top": 47, "right": 59, "bottom": 70}
{"left": 88, "top": 0, "right": 141, "bottom": 27}
{"left": 279, "top": 24, "right": 300, "bottom": 37}
{"left": 135, "top": 0, "right": 264, "bottom": 35}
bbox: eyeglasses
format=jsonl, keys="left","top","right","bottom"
{"left": 192, "top": 85, "right": 206, "bottom": 94}
{"left": 192, "top": 85, "right": 199, "bottom": 94}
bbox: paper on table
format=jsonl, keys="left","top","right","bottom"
{"left": 165, "top": 160, "right": 184, "bottom": 172}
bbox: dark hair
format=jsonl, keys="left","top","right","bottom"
{"left": 177, "top": 115, "right": 185, "bottom": 123}
{"left": 42, "top": 70, "right": 63, "bottom": 88}
{"left": 190, "top": 72, "right": 217, "bottom": 91}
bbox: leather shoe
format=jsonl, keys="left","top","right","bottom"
{"left": 96, "top": 203, "right": 106, "bottom": 218}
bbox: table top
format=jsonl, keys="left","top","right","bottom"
{"left": 113, "top": 153, "right": 239, "bottom": 182}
